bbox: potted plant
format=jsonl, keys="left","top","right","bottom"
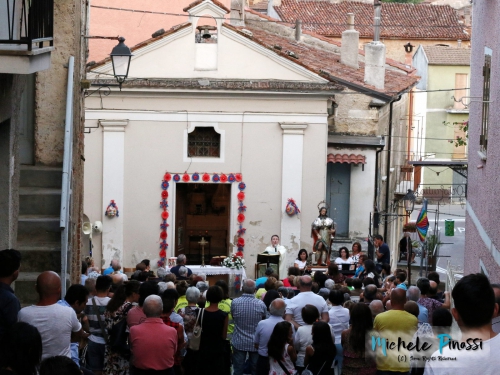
{"left": 400, "top": 165, "right": 414, "bottom": 173}
{"left": 403, "top": 222, "right": 417, "bottom": 233}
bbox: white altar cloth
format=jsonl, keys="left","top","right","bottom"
{"left": 186, "top": 265, "right": 247, "bottom": 280}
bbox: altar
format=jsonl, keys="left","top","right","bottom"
{"left": 183, "top": 265, "right": 247, "bottom": 296}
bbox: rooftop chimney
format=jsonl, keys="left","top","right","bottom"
{"left": 341, "top": 13, "right": 359, "bottom": 69}
{"left": 230, "top": 0, "right": 245, "bottom": 26}
{"left": 295, "top": 19, "right": 302, "bottom": 42}
{"left": 457, "top": 39, "right": 462, "bottom": 48}
{"left": 364, "top": 1, "right": 385, "bottom": 90}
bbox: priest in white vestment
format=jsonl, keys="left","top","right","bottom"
{"left": 263, "top": 234, "right": 288, "bottom": 278}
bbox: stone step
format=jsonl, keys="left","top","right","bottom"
{"left": 17, "top": 215, "right": 61, "bottom": 243}
{"left": 20, "top": 165, "right": 62, "bottom": 189}
{"left": 14, "top": 272, "right": 70, "bottom": 307}
{"left": 19, "top": 187, "right": 61, "bottom": 216}
{"left": 17, "top": 242, "right": 61, "bottom": 273}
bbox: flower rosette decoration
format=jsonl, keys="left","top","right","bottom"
{"left": 160, "top": 172, "right": 246, "bottom": 266}
{"left": 159, "top": 173, "right": 170, "bottom": 268}
{"left": 285, "top": 198, "right": 300, "bottom": 216}
{"left": 221, "top": 254, "right": 246, "bottom": 270}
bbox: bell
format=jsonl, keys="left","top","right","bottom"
{"left": 202, "top": 28, "right": 211, "bottom": 39}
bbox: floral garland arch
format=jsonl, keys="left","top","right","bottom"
{"left": 158, "top": 172, "right": 246, "bottom": 268}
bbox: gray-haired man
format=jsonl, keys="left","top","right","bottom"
{"left": 231, "top": 279, "right": 267, "bottom": 375}
{"left": 170, "top": 254, "right": 192, "bottom": 278}
{"left": 254, "top": 298, "right": 286, "bottom": 375}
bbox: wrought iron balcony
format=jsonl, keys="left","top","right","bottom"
{"left": 0, "top": 0, "right": 54, "bottom": 51}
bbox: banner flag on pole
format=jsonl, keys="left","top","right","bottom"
{"left": 416, "top": 198, "right": 429, "bottom": 242}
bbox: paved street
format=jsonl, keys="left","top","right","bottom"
{"left": 409, "top": 203, "right": 465, "bottom": 278}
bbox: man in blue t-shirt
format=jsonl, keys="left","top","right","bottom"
{"left": 374, "top": 234, "right": 390, "bottom": 267}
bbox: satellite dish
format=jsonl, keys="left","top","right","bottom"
{"left": 82, "top": 222, "right": 92, "bottom": 235}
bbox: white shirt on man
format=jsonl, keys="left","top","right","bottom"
{"left": 18, "top": 303, "right": 82, "bottom": 360}
{"left": 424, "top": 332, "right": 500, "bottom": 375}
{"left": 254, "top": 315, "right": 284, "bottom": 356}
{"left": 285, "top": 291, "right": 328, "bottom": 326}
{"left": 328, "top": 305, "right": 350, "bottom": 344}
{"left": 265, "top": 245, "right": 287, "bottom": 278}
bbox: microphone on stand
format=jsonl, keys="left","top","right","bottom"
{"left": 274, "top": 245, "right": 277, "bottom": 253}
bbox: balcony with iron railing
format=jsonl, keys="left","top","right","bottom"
{"left": 0, "top": 0, "right": 54, "bottom": 74}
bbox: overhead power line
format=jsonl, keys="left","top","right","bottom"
{"left": 89, "top": 5, "right": 470, "bottom": 30}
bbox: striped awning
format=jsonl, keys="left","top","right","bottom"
{"left": 327, "top": 153, "right": 366, "bottom": 164}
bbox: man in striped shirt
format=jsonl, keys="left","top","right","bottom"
{"left": 83, "top": 275, "right": 112, "bottom": 375}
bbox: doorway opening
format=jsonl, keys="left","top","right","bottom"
{"left": 326, "top": 163, "right": 351, "bottom": 237}
{"left": 175, "top": 183, "right": 231, "bottom": 265}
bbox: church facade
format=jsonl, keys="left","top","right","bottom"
{"left": 84, "top": 0, "right": 418, "bottom": 274}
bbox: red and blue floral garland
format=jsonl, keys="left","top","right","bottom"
{"left": 158, "top": 172, "right": 246, "bottom": 268}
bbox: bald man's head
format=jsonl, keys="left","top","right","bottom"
{"left": 36, "top": 271, "right": 61, "bottom": 299}
{"left": 269, "top": 298, "right": 286, "bottom": 317}
{"left": 299, "top": 275, "right": 313, "bottom": 291}
{"left": 390, "top": 288, "right": 407, "bottom": 309}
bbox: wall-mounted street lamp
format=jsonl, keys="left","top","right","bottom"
{"left": 83, "top": 35, "right": 133, "bottom": 94}
{"left": 110, "top": 37, "right": 133, "bottom": 89}
{"left": 402, "top": 189, "right": 416, "bottom": 216}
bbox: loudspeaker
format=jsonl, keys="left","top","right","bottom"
{"left": 93, "top": 221, "right": 103, "bottom": 233}
{"left": 82, "top": 222, "right": 92, "bottom": 235}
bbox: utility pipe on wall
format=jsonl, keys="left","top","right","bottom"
{"left": 60, "top": 56, "right": 75, "bottom": 297}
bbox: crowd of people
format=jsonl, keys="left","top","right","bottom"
{"left": 1, "top": 248, "right": 500, "bottom": 375}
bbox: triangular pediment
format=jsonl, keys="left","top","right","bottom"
{"left": 89, "top": 22, "right": 326, "bottom": 83}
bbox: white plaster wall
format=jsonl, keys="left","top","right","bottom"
{"left": 412, "top": 89, "right": 428, "bottom": 189}
{"left": 84, "top": 95, "right": 329, "bottom": 272}
{"left": 326, "top": 147, "right": 375, "bottom": 239}
{"left": 83, "top": 121, "right": 104, "bottom": 265}
{"left": 91, "top": 26, "right": 323, "bottom": 82}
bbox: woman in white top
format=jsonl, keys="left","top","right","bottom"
{"left": 268, "top": 321, "right": 297, "bottom": 375}
{"left": 334, "top": 247, "right": 353, "bottom": 266}
{"left": 294, "top": 305, "right": 320, "bottom": 372}
{"left": 349, "top": 242, "right": 362, "bottom": 264}
{"left": 294, "top": 249, "right": 309, "bottom": 272}
{"left": 328, "top": 290, "right": 350, "bottom": 374}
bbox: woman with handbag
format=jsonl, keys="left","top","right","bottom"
{"left": 183, "top": 286, "right": 229, "bottom": 375}
{"left": 103, "top": 281, "right": 140, "bottom": 375}
{"left": 268, "top": 321, "right": 297, "bottom": 375}
{"left": 303, "top": 322, "right": 336, "bottom": 375}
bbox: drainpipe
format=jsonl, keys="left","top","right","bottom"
{"left": 373, "top": 146, "right": 384, "bottom": 235}
{"left": 383, "top": 95, "right": 402, "bottom": 242}
{"left": 60, "top": 56, "right": 75, "bottom": 297}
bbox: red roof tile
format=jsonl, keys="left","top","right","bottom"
{"left": 223, "top": 23, "right": 418, "bottom": 99}
{"left": 89, "top": 23, "right": 192, "bottom": 70}
{"left": 250, "top": 1, "right": 268, "bottom": 10}
{"left": 89, "top": 15, "right": 418, "bottom": 99}
{"left": 327, "top": 153, "right": 366, "bottom": 164}
{"left": 183, "top": 0, "right": 230, "bottom": 13}
{"left": 274, "top": 0, "right": 470, "bottom": 41}
{"left": 422, "top": 45, "right": 471, "bottom": 65}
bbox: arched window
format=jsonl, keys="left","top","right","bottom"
{"left": 187, "top": 127, "right": 221, "bottom": 157}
